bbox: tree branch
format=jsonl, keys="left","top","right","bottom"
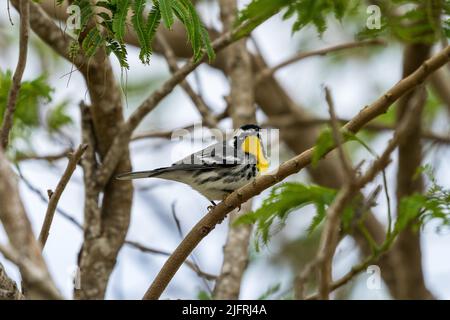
{"left": 125, "top": 240, "right": 217, "bottom": 281}
{"left": 1, "top": 0, "right": 29, "bottom": 149}
{"left": 0, "top": 262, "right": 23, "bottom": 300}
{"left": 266, "top": 116, "right": 450, "bottom": 144}
{"left": 13, "top": 148, "right": 74, "bottom": 162}
{"left": 142, "top": 45, "right": 450, "bottom": 299}
{"left": 38, "top": 144, "right": 87, "bottom": 249}
{"left": 0, "top": 244, "right": 60, "bottom": 299}
{"left": 256, "top": 39, "right": 385, "bottom": 83}
{"left": 0, "top": 148, "right": 61, "bottom": 299}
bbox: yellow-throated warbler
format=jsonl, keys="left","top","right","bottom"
{"left": 116, "top": 124, "right": 269, "bottom": 205}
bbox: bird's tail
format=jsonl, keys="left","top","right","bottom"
{"left": 116, "top": 167, "right": 171, "bottom": 180}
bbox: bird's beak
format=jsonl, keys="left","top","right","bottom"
{"left": 242, "top": 136, "right": 269, "bottom": 172}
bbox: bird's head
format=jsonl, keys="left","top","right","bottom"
{"left": 233, "top": 124, "right": 269, "bottom": 172}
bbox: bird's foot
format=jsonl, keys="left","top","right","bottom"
{"left": 207, "top": 200, "right": 217, "bottom": 212}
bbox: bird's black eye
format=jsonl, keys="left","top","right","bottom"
{"left": 257, "top": 133, "right": 260, "bottom": 139}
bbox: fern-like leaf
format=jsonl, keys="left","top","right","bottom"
{"left": 159, "top": 0, "right": 174, "bottom": 29}
{"left": 112, "top": 0, "right": 130, "bottom": 42}
{"left": 82, "top": 27, "right": 103, "bottom": 57}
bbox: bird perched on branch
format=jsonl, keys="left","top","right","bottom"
{"left": 117, "top": 124, "right": 269, "bottom": 205}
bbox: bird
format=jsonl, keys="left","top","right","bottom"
{"left": 116, "top": 124, "right": 269, "bottom": 206}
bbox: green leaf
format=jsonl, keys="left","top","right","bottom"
{"left": 396, "top": 194, "right": 426, "bottom": 232}
{"left": 179, "top": 0, "right": 202, "bottom": 61}
{"left": 112, "top": 0, "right": 130, "bottom": 42}
{"left": 159, "top": 0, "right": 174, "bottom": 29}
{"left": 258, "top": 283, "right": 281, "bottom": 300}
{"left": 106, "top": 39, "right": 129, "bottom": 69}
{"left": 236, "top": 0, "right": 289, "bottom": 39}
{"left": 131, "top": 0, "right": 161, "bottom": 64}
{"left": 197, "top": 290, "right": 212, "bottom": 300}
{"left": 343, "top": 129, "right": 377, "bottom": 157}
{"left": 236, "top": 182, "right": 339, "bottom": 249}
{"left": 0, "top": 70, "right": 53, "bottom": 145}
{"left": 81, "top": 27, "right": 103, "bottom": 57}
{"left": 145, "top": 4, "right": 162, "bottom": 54}
{"left": 307, "top": 202, "right": 326, "bottom": 235}
{"left": 312, "top": 128, "right": 333, "bottom": 168}
{"left": 200, "top": 24, "right": 215, "bottom": 61}
{"left": 46, "top": 100, "right": 73, "bottom": 132}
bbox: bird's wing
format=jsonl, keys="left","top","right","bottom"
{"left": 117, "top": 140, "right": 241, "bottom": 181}
{"left": 116, "top": 163, "right": 235, "bottom": 180}
{"left": 174, "top": 140, "right": 242, "bottom": 166}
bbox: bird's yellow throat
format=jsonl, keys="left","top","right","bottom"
{"left": 241, "top": 136, "right": 269, "bottom": 172}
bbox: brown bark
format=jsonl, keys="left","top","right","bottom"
{"left": 1, "top": 0, "right": 29, "bottom": 149}
{"left": 391, "top": 43, "right": 434, "bottom": 299}
{"left": 0, "top": 149, "right": 61, "bottom": 299}
{"left": 0, "top": 262, "right": 23, "bottom": 300}
{"left": 74, "top": 42, "right": 133, "bottom": 301}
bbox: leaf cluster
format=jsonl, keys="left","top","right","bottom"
{"left": 64, "top": 0, "right": 214, "bottom": 67}
{"left": 0, "top": 69, "right": 73, "bottom": 149}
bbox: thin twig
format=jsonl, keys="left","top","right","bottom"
{"left": 256, "top": 39, "right": 385, "bottom": 83}
{"left": 38, "top": 144, "right": 87, "bottom": 249}
{"left": 266, "top": 116, "right": 450, "bottom": 145}
{"left": 324, "top": 86, "right": 354, "bottom": 179}
{"left": 131, "top": 124, "right": 196, "bottom": 142}
{"left": 1, "top": 0, "right": 30, "bottom": 149}
{"left": 142, "top": 45, "right": 450, "bottom": 300}
{"left": 381, "top": 169, "right": 393, "bottom": 238}
{"left": 305, "top": 254, "right": 378, "bottom": 300}
{"left": 294, "top": 261, "right": 318, "bottom": 299}
{"left": 170, "top": 202, "right": 214, "bottom": 289}
{"left": 6, "top": 0, "right": 14, "bottom": 25}
{"left": 16, "top": 166, "right": 83, "bottom": 229}
{"left": 125, "top": 241, "right": 217, "bottom": 281}
{"left": 13, "top": 149, "right": 73, "bottom": 162}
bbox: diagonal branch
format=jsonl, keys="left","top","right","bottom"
{"left": 1, "top": 0, "right": 29, "bottom": 149}
{"left": 142, "top": 45, "right": 450, "bottom": 300}
{"left": 0, "top": 244, "right": 60, "bottom": 299}
{"left": 265, "top": 116, "right": 450, "bottom": 144}
{"left": 256, "top": 39, "right": 385, "bottom": 83}
{"left": 38, "top": 144, "right": 87, "bottom": 249}
{"left": 0, "top": 148, "right": 61, "bottom": 299}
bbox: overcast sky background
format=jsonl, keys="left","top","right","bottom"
{"left": 1, "top": 1, "right": 449, "bottom": 299}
